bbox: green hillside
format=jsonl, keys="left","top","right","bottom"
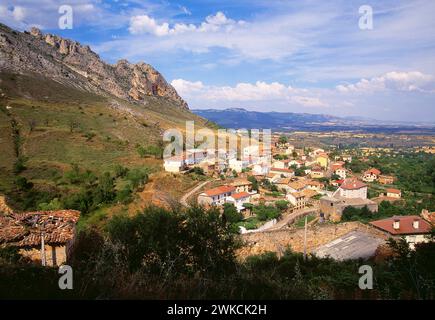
{"left": 0, "top": 72, "right": 214, "bottom": 212}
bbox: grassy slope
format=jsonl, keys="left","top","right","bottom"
{"left": 0, "top": 72, "right": 214, "bottom": 212}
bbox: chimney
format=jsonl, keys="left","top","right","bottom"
{"left": 393, "top": 219, "right": 400, "bottom": 230}
{"left": 413, "top": 219, "right": 420, "bottom": 230}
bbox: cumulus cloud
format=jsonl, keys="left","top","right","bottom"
{"left": 336, "top": 71, "right": 435, "bottom": 93}
{"left": 171, "top": 79, "right": 327, "bottom": 108}
{"left": 129, "top": 11, "right": 243, "bottom": 36}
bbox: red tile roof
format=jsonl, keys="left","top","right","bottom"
{"left": 270, "top": 167, "right": 294, "bottom": 173}
{"left": 386, "top": 188, "right": 401, "bottom": 194}
{"left": 370, "top": 215, "right": 432, "bottom": 235}
{"left": 231, "top": 192, "right": 250, "bottom": 200}
{"left": 365, "top": 168, "right": 381, "bottom": 175}
{"left": 203, "top": 185, "right": 235, "bottom": 197}
{"left": 340, "top": 178, "right": 367, "bottom": 190}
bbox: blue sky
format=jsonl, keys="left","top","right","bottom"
{"left": 1, "top": 0, "right": 435, "bottom": 122}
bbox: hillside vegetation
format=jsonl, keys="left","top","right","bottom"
{"left": 0, "top": 72, "right": 213, "bottom": 213}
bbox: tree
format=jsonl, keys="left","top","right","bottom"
{"left": 275, "top": 200, "right": 289, "bottom": 211}
{"left": 279, "top": 135, "right": 288, "bottom": 144}
{"left": 223, "top": 203, "right": 243, "bottom": 223}
{"left": 247, "top": 175, "right": 259, "bottom": 191}
{"left": 254, "top": 205, "right": 281, "bottom": 221}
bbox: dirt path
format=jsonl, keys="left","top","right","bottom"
{"left": 180, "top": 180, "right": 212, "bottom": 207}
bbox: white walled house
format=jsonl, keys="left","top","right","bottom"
{"left": 229, "top": 159, "right": 249, "bottom": 173}
{"left": 164, "top": 155, "right": 186, "bottom": 173}
{"left": 287, "top": 192, "right": 307, "bottom": 209}
{"left": 386, "top": 188, "right": 401, "bottom": 198}
{"left": 252, "top": 164, "right": 269, "bottom": 175}
{"left": 370, "top": 216, "right": 432, "bottom": 249}
{"left": 226, "top": 192, "right": 252, "bottom": 212}
{"left": 336, "top": 178, "right": 367, "bottom": 199}
{"left": 185, "top": 148, "right": 208, "bottom": 165}
{"left": 363, "top": 168, "right": 381, "bottom": 182}
{"left": 335, "top": 168, "right": 347, "bottom": 179}
{"left": 198, "top": 185, "right": 236, "bottom": 206}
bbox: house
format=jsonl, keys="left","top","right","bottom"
{"left": 334, "top": 167, "right": 347, "bottom": 179}
{"left": 266, "top": 172, "right": 281, "bottom": 183}
{"left": 284, "top": 145, "right": 295, "bottom": 155}
{"left": 271, "top": 160, "right": 287, "bottom": 169}
{"left": 331, "top": 179, "right": 344, "bottom": 187}
{"left": 379, "top": 175, "right": 395, "bottom": 185}
{"left": 242, "top": 145, "right": 259, "bottom": 162}
{"left": 305, "top": 180, "right": 325, "bottom": 191}
{"left": 386, "top": 188, "right": 401, "bottom": 199}
{"left": 185, "top": 148, "right": 208, "bottom": 165}
{"left": 336, "top": 178, "right": 367, "bottom": 199}
{"left": 363, "top": 168, "right": 381, "bottom": 182}
{"left": 164, "top": 154, "right": 186, "bottom": 173}
{"left": 342, "top": 155, "right": 352, "bottom": 163}
{"left": 198, "top": 185, "right": 236, "bottom": 206}
{"left": 287, "top": 192, "right": 307, "bottom": 209}
{"left": 421, "top": 209, "right": 435, "bottom": 224}
{"left": 288, "top": 159, "right": 304, "bottom": 168}
{"left": 304, "top": 157, "right": 318, "bottom": 167}
{"left": 310, "top": 167, "right": 324, "bottom": 179}
{"left": 370, "top": 216, "right": 432, "bottom": 249}
{"left": 287, "top": 180, "right": 307, "bottom": 193}
{"left": 269, "top": 167, "right": 294, "bottom": 178}
{"left": 316, "top": 153, "right": 329, "bottom": 168}
{"left": 228, "top": 158, "right": 248, "bottom": 173}
{"left": 274, "top": 178, "right": 292, "bottom": 193}
{"left": 330, "top": 161, "right": 345, "bottom": 172}
{"left": 310, "top": 148, "right": 325, "bottom": 157}
{"left": 226, "top": 192, "right": 252, "bottom": 212}
{"left": 0, "top": 210, "right": 81, "bottom": 266}
{"left": 252, "top": 164, "right": 269, "bottom": 176}
{"left": 231, "top": 179, "right": 252, "bottom": 193}
{"left": 320, "top": 196, "right": 378, "bottom": 222}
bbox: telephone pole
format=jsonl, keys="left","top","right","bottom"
{"left": 303, "top": 216, "right": 307, "bottom": 261}
{"left": 40, "top": 226, "right": 46, "bottom": 266}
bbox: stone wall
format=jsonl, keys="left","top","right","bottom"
{"left": 237, "top": 221, "right": 387, "bottom": 259}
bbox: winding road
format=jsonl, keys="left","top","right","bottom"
{"left": 180, "top": 180, "right": 213, "bottom": 207}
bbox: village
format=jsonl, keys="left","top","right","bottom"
{"left": 163, "top": 133, "right": 434, "bottom": 261}
{"left": 1, "top": 132, "right": 433, "bottom": 267}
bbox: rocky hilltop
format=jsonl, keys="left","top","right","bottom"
{"left": 0, "top": 23, "right": 187, "bottom": 109}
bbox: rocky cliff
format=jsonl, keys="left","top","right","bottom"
{"left": 0, "top": 23, "right": 188, "bottom": 109}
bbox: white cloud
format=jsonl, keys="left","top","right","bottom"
{"left": 12, "top": 6, "right": 26, "bottom": 21}
{"left": 128, "top": 11, "right": 243, "bottom": 36}
{"left": 171, "top": 79, "right": 327, "bottom": 108}
{"left": 336, "top": 71, "right": 435, "bottom": 93}
{"left": 129, "top": 15, "right": 170, "bottom": 36}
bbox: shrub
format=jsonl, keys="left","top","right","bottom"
{"left": 254, "top": 205, "right": 281, "bottom": 221}
{"left": 223, "top": 203, "right": 243, "bottom": 223}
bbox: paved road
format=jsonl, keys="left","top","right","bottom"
{"left": 180, "top": 180, "right": 212, "bottom": 207}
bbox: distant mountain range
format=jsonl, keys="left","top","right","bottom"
{"left": 193, "top": 108, "right": 435, "bottom": 133}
